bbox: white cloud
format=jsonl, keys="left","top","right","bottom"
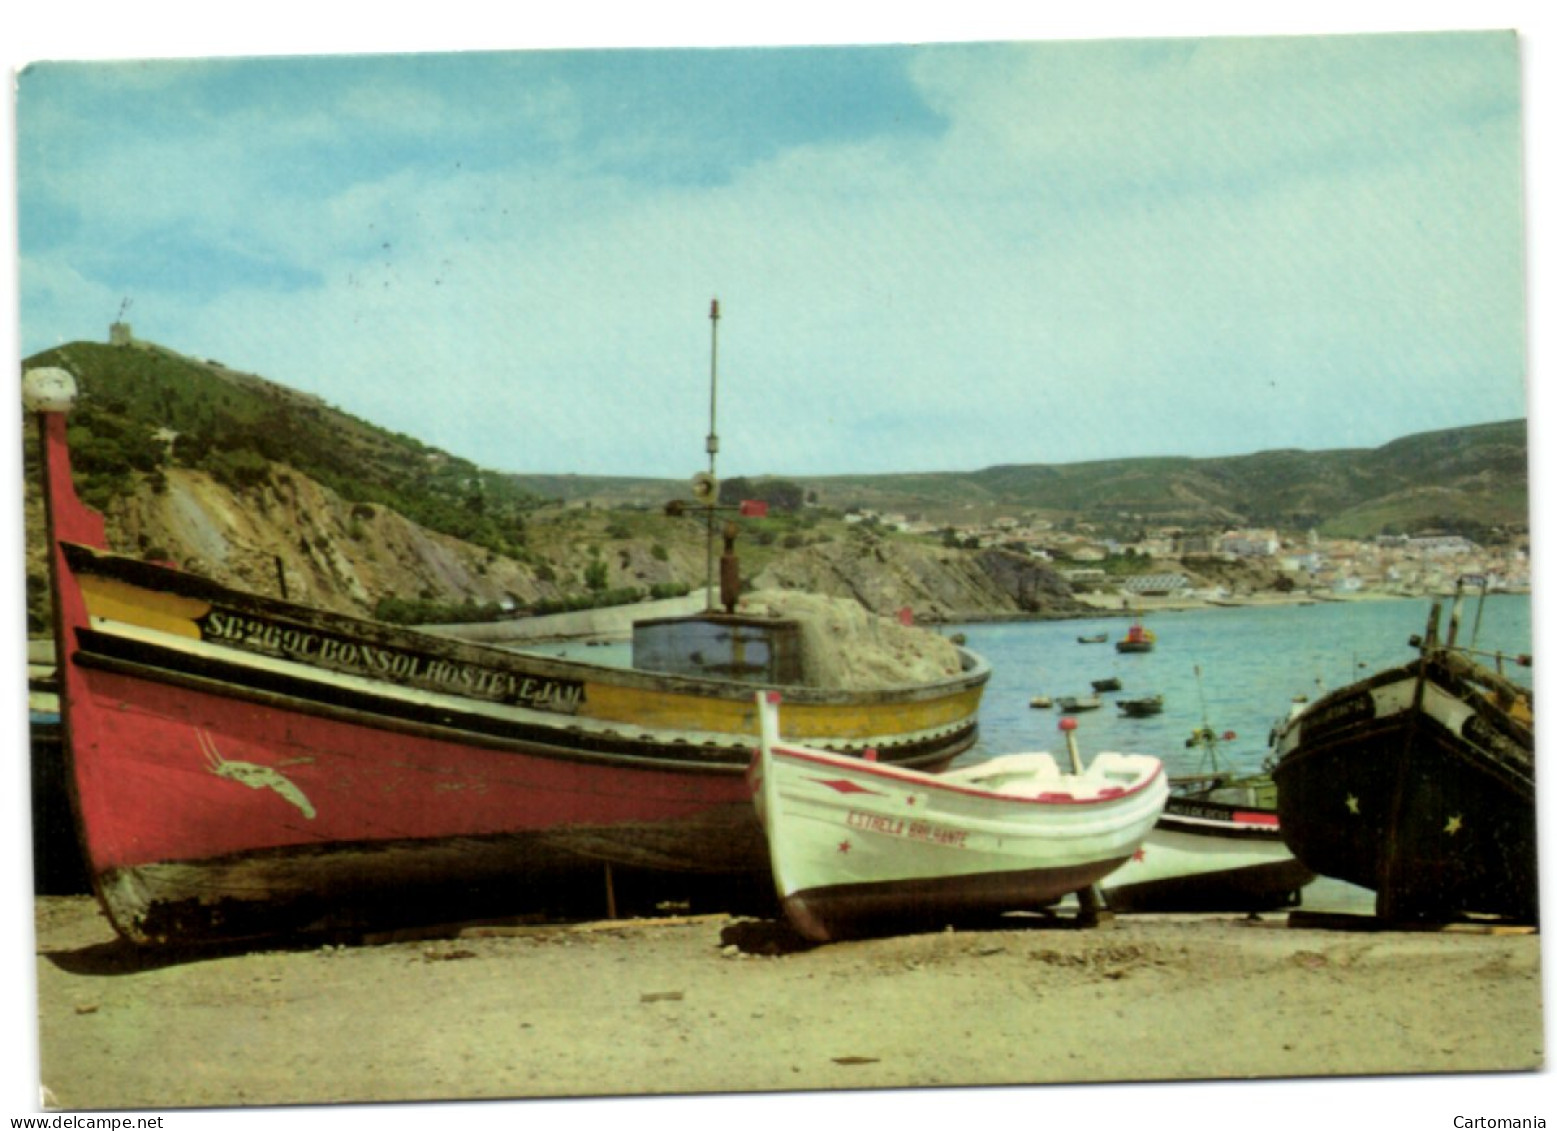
{"left": 17, "top": 33, "right": 1530, "bottom": 477}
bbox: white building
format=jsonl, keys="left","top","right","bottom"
{"left": 1219, "top": 529, "right": 1280, "bottom": 557}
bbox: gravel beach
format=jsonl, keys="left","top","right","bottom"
{"left": 20, "top": 891, "right": 1546, "bottom": 1126}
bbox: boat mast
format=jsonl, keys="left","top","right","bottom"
{"left": 1191, "top": 664, "right": 1225, "bottom": 777}
{"left": 1467, "top": 574, "right": 1490, "bottom": 651}
{"left": 705, "top": 298, "right": 721, "bottom": 611}
{"left": 1446, "top": 578, "right": 1466, "bottom": 650}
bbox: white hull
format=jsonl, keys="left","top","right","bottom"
{"left": 751, "top": 692, "right": 1167, "bottom": 941}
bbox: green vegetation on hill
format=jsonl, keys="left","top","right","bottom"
{"left": 25, "top": 342, "right": 544, "bottom": 558}
{"left": 500, "top": 424, "right": 1528, "bottom": 542}
{"left": 799, "top": 421, "right": 1528, "bottom": 540}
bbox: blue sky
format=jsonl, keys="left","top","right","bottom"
{"left": 12, "top": 28, "right": 1533, "bottom": 480}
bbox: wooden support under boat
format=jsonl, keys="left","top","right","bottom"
{"left": 1059, "top": 717, "right": 1113, "bottom": 929}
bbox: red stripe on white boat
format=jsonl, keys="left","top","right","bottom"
{"left": 808, "top": 777, "right": 885, "bottom": 796}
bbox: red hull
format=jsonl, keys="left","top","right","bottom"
{"left": 44, "top": 457, "right": 772, "bottom": 940}
{"left": 70, "top": 663, "right": 769, "bottom": 872}
{"left": 71, "top": 662, "right": 769, "bottom": 934}
{"left": 75, "top": 663, "right": 762, "bottom": 878}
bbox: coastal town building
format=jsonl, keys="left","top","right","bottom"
{"left": 1122, "top": 573, "right": 1191, "bottom": 597}
{"left": 1218, "top": 529, "right": 1280, "bottom": 557}
{"left": 836, "top": 499, "right": 1525, "bottom": 601}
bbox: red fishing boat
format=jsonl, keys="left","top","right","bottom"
{"left": 1116, "top": 620, "right": 1156, "bottom": 654}
{"left": 25, "top": 366, "right": 989, "bottom": 946}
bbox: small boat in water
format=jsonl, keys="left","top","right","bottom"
{"left": 1029, "top": 695, "right": 1053, "bottom": 709}
{"left": 1056, "top": 695, "right": 1104, "bottom": 712}
{"left": 1116, "top": 694, "right": 1164, "bottom": 717}
{"left": 1270, "top": 588, "right": 1535, "bottom": 923}
{"left": 1091, "top": 676, "right": 1123, "bottom": 693}
{"left": 1077, "top": 633, "right": 1109, "bottom": 645}
{"left": 24, "top": 351, "right": 990, "bottom": 947}
{"left": 1116, "top": 621, "right": 1156, "bottom": 654}
{"left": 750, "top": 693, "right": 1167, "bottom": 942}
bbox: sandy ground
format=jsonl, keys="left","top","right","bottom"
{"left": 25, "top": 893, "right": 1545, "bottom": 1122}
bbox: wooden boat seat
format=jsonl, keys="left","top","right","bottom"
{"left": 941, "top": 750, "right": 1157, "bottom": 802}
{"left": 1085, "top": 752, "right": 1154, "bottom": 785}
{"left": 945, "top": 752, "right": 1062, "bottom": 781}
{"left": 942, "top": 753, "right": 1072, "bottom": 798}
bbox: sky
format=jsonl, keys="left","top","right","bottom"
{"left": 10, "top": 14, "right": 1537, "bottom": 483}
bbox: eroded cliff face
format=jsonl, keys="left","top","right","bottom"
{"left": 747, "top": 533, "right": 1088, "bottom": 622}
{"left": 24, "top": 466, "right": 527, "bottom": 630}
{"left": 24, "top": 460, "right": 1081, "bottom": 631}
{"left": 106, "top": 467, "right": 538, "bottom": 614}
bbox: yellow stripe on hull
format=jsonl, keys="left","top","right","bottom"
{"left": 580, "top": 680, "right": 983, "bottom": 742}
{"left": 80, "top": 574, "right": 210, "bottom": 640}
{"left": 68, "top": 550, "right": 984, "bottom": 748}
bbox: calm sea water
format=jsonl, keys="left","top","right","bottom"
{"left": 950, "top": 595, "right": 1532, "bottom": 778}
{"left": 533, "top": 594, "right": 1532, "bottom": 777}
{"left": 952, "top": 594, "right": 1533, "bottom": 914}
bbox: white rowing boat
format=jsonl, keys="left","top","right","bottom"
{"left": 749, "top": 691, "right": 1167, "bottom": 942}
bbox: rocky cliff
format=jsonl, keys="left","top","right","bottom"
{"left": 24, "top": 457, "right": 1086, "bottom": 634}
{"left": 749, "top": 534, "right": 1087, "bottom": 622}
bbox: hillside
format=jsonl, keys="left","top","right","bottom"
{"left": 21, "top": 335, "right": 1529, "bottom": 632}
{"left": 20, "top": 337, "right": 1088, "bottom": 631}
{"left": 23, "top": 339, "right": 542, "bottom": 558}
{"left": 786, "top": 421, "right": 1528, "bottom": 537}
{"left": 32, "top": 336, "right": 1524, "bottom": 540}
{"left": 503, "top": 431, "right": 1528, "bottom": 540}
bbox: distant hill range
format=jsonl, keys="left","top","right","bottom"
{"left": 786, "top": 421, "right": 1530, "bottom": 539}
{"left": 24, "top": 335, "right": 1529, "bottom": 543}
{"left": 512, "top": 429, "right": 1530, "bottom": 545}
